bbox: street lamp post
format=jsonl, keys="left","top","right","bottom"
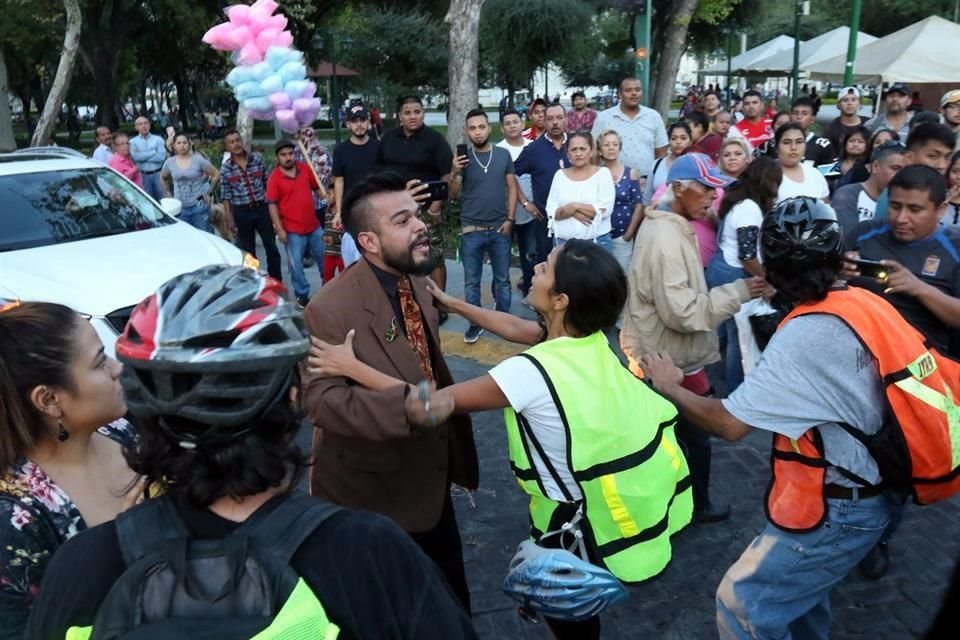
{"left": 312, "top": 32, "right": 352, "bottom": 144}
{"left": 791, "top": 0, "right": 808, "bottom": 101}
{"left": 634, "top": 0, "right": 651, "bottom": 106}
{"left": 843, "top": 0, "right": 863, "bottom": 87}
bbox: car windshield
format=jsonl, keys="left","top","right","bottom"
{"left": 0, "top": 167, "right": 175, "bottom": 251}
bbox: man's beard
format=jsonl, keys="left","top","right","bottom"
{"left": 472, "top": 136, "right": 490, "bottom": 149}
{"left": 382, "top": 236, "right": 436, "bottom": 276}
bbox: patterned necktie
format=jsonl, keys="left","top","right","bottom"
{"left": 396, "top": 276, "right": 434, "bottom": 381}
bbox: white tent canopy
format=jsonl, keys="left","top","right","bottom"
{"left": 806, "top": 16, "right": 960, "bottom": 83}
{"left": 744, "top": 26, "right": 876, "bottom": 75}
{"left": 701, "top": 35, "right": 796, "bottom": 75}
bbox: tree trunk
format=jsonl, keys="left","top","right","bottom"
{"left": 174, "top": 75, "right": 190, "bottom": 131}
{"left": 81, "top": 46, "right": 121, "bottom": 128}
{"left": 0, "top": 48, "right": 16, "bottom": 151}
{"left": 236, "top": 104, "right": 253, "bottom": 150}
{"left": 650, "top": 0, "right": 699, "bottom": 120}
{"left": 444, "top": 0, "right": 486, "bottom": 149}
{"left": 31, "top": 0, "right": 82, "bottom": 147}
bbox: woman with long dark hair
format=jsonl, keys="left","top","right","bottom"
{"left": 0, "top": 303, "right": 137, "bottom": 638}
{"left": 705, "top": 157, "right": 783, "bottom": 390}
{"left": 776, "top": 122, "right": 830, "bottom": 202}
{"left": 24, "top": 265, "right": 475, "bottom": 640}
{"left": 307, "top": 241, "right": 693, "bottom": 640}
{"left": 833, "top": 126, "right": 871, "bottom": 189}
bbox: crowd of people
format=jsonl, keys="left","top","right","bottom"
{"left": 3, "top": 74, "right": 960, "bottom": 640}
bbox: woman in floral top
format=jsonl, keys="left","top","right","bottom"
{"left": 0, "top": 302, "right": 139, "bottom": 638}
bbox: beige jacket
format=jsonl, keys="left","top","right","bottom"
{"left": 621, "top": 207, "right": 750, "bottom": 372}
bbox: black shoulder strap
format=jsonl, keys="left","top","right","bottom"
{"left": 240, "top": 493, "right": 344, "bottom": 564}
{"left": 115, "top": 496, "right": 191, "bottom": 567}
{"left": 516, "top": 353, "right": 576, "bottom": 503}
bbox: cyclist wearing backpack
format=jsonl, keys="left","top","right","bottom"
{"left": 25, "top": 265, "right": 476, "bottom": 640}
{"left": 642, "top": 196, "right": 960, "bottom": 639}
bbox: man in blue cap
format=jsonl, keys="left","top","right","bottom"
{"left": 620, "top": 153, "right": 767, "bottom": 524}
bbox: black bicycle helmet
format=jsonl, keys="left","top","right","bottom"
{"left": 761, "top": 196, "right": 844, "bottom": 277}
{"left": 116, "top": 265, "right": 308, "bottom": 431}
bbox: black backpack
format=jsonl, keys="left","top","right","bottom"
{"left": 86, "top": 493, "right": 342, "bottom": 639}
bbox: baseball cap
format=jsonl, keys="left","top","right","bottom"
{"left": 941, "top": 90, "right": 960, "bottom": 108}
{"left": 274, "top": 139, "right": 296, "bottom": 153}
{"left": 887, "top": 83, "right": 911, "bottom": 96}
{"left": 667, "top": 153, "right": 736, "bottom": 189}
{"left": 347, "top": 104, "right": 369, "bottom": 120}
{"left": 838, "top": 86, "right": 861, "bottom": 100}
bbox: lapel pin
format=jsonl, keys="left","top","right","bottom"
{"left": 385, "top": 317, "right": 399, "bottom": 343}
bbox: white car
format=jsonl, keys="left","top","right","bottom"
{"left": 0, "top": 152, "right": 259, "bottom": 356}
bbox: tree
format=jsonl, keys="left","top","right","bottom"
{"left": 340, "top": 7, "right": 448, "bottom": 109}
{"left": 444, "top": 0, "right": 486, "bottom": 148}
{"left": 31, "top": 0, "right": 82, "bottom": 146}
{"left": 649, "top": 0, "right": 700, "bottom": 117}
{"left": 478, "top": 0, "right": 594, "bottom": 106}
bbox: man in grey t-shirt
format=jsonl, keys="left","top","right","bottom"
{"left": 641, "top": 197, "right": 901, "bottom": 640}
{"left": 449, "top": 109, "right": 517, "bottom": 343}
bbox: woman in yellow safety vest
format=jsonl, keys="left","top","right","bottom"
{"left": 307, "top": 240, "right": 693, "bottom": 640}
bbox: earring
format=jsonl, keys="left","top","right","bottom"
{"left": 57, "top": 421, "right": 70, "bottom": 442}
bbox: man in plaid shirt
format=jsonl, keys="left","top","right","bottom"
{"left": 220, "top": 129, "right": 282, "bottom": 280}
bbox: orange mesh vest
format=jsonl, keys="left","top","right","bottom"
{"left": 766, "top": 287, "right": 960, "bottom": 533}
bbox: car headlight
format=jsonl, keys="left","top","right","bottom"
{"left": 0, "top": 297, "right": 21, "bottom": 312}
{"left": 242, "top": 252, "right": 261, "bottom": 271}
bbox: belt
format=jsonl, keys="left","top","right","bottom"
{"left": 462, "top": 224, "right": 501, "bottom": 234}
{"left": 823, "top": 483, "right": 885, "bottom": 500}
{"left": 233, "top": 201, "right": 265, "bottom": 208}
{"left": 141, "top": 168, "right": 161, "bottom": 175}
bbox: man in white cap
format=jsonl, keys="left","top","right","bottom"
{"left": 941, "top": 90, "right": 960, "bottom": 151}
{"left": 824, "top": 86, "right": 867, "bottom": 151}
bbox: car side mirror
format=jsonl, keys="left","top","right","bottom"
{"left": 159, "top": 197, "right": 182, "bottom": 218}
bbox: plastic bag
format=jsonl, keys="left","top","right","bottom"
{"left": 734, "top": 298, "right": 780, "bottom": 375}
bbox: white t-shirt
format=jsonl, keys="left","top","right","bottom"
{"left": 489, "top": 356, "right": 582, "bottom": 502}
{"left": 719, "top": 199, "right": 763, "bottom": 268}
{"left": 545, "top": 167, "right": 616, "bottom": 241}
{"left": 777, "top": 163, "right": 829, "bottom": 203}
{"left": 497, "top": 138, "right": 534, "bottom": 224}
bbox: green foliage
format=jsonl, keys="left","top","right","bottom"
{"left": 338, "top": 6, "right": 448, "bottom": 104}
{"left": 479, "top": 0, "right": 594, "bottom": 92}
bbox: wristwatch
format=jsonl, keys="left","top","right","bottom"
{"left": 521, "top": 200, "right": 530, "bottom": 207}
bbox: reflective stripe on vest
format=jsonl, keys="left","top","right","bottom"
{"left": 766, "top": 287, "right": 960, "bottom": 532}
{"left": 503, "top": 332, "right": 693, "bottom": 584}
{"left": 65, "top": 579, "right": 339, "bottom": 640}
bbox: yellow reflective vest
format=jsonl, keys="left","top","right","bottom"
{"left": 504, "top": 331, "right": 693, "bottom": 584}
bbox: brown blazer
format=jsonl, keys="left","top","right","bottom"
{"left": 302, "top": 259, "right": 479, "bottom": 532}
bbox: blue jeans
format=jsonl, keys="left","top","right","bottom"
{"left": 285, "top": 226, "right": 325, "bottom": 298}
{"left": 717, "top": 495, "right": 896, "bottom": 640}
{"left": 515, "top": 219, "right": 551, "bottom": 296}
{"left": 461, "top": 228, "right": 512, "bottom": 314}
{"left": 141, "top": 171, "right": 164, "bottom": 202}
{"left": 179, "top": 201, "right": 213, "bottom": 233}
{"left": 706, "top": 254, "right": 748, "bottom": 392}
{"left": 553, "top": 232, "right": 613, "bottom": 252}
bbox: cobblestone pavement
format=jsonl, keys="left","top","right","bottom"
{"left": 445, "top": 356, "right": 960, "bottom": 640}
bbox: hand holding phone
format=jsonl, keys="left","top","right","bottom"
{"left": 424, "top": 179, "right": 448, "bottom": 205}
{"left": 853, "top": 258, "right": 888, "bottom": 281}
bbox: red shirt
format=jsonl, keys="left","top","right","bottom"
{"left": 266, "top": 162, "right": 320, "bottom": 234}
{"left": 734, "top": 117, "right": 773, "bottom": 151}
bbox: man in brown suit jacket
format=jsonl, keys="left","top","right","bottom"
{"left": 302, "top": 172, "right": 478, "bottom": 612}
